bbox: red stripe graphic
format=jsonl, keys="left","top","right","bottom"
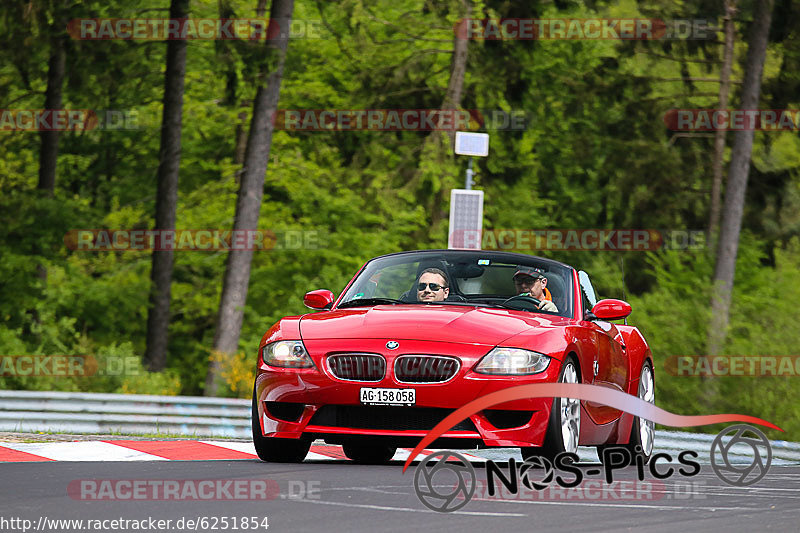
{"left": 0, "top": 442, "right": 442, "bottom": 462}
{"left": 0, "top": 447, "right": 54, "bottom": 462}
{"left": 402, "top": 382, "right": 783, "bottom": 472}
{"left": 104, "top": 440, "right": 257, "bottom": 460}
{"left": 309, "top": 445, "right": 348, "bottom": 460}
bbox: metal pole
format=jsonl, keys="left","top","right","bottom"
{"left": 465, "top": 157, "right": 474, "bottom": 189}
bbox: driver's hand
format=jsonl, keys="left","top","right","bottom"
{"left": 538, "top": 300, "right": 558, "bottom": 312}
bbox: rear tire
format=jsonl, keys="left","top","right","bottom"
{"left": 251, "top": 385, "right": 310, "bottom": 463}
{"left": 521, "top": 358, "right": 581, "bottom": 462}
{"left": 342, "top": 443, "right": 397, "bottom": 464}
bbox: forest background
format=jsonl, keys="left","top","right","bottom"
{"left": 1, "top": 0, "right": 799, "bottom": 440}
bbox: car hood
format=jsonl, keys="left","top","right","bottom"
{"left": 299, "top": 305, "right": 568, "bottom": 346}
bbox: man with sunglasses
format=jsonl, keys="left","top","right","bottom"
{"left": 513, "top": 267, "right": 558, "bottom": 312}
{"left": 416, "top": 268, "right": 450, "bottom": 303}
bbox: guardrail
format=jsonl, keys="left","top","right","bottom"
{"left": 650, "top": 429, "right": 800, "bottom": 465}
{"left": 0, "top": 390, "right": 250, "bottom": 438}
{"left": 1, "top": 390, "right": 799, "bottom": 464}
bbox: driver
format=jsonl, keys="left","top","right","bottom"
{"left": 416, "top": 268, "right": 450, "bottom": 302}
{"left": 513, "top": 267, "right": 558, "bottom": 312}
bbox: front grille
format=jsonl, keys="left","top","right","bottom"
{"left": 394, "top": 355, "right": 460, "bottom": 383}
{"left": 309, "top": 405, "right": 478, "bottom": 432}
{"left": 327, "top": 353, "right": 385, "bottom": 381}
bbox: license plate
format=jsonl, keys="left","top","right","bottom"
{"left": 360, "top": 387, "right": 415, "bottom": 406}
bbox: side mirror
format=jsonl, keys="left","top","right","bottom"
{"left": 304, "top": 289, "right": 335, "bottom": 310}
{"left": 591, "top": 299, "right": 632, "bottom": 321}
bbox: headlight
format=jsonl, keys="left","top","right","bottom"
{"left": 475, "top": 347, "right": 551, "bottom": 375}
{"left": 262, "top": 340, "right": 314, "bottom": 368}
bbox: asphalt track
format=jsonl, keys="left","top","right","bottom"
{"left": 1, "top": 451, "right": 799, "bottom": 533}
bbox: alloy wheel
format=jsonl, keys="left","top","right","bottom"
{"left": 559, "top": 361, "right": 580, "bottom": 454}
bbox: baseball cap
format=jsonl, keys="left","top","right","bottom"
{"left": 513, "top": 266, "right": 546, "bottom": 280}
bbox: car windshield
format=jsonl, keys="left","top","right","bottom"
{"left": 337, "top": 250, "right": 573, "bottom": 317}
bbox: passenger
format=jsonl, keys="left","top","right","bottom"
{"left": 513, "top": 267, "right": 558, "bottom": 312}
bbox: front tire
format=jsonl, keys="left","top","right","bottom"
{"left": 521, "top": 358, "right": 581, "bottom": 461}
{"left": 251, "top": 385, "right": 310, "bottom": 463}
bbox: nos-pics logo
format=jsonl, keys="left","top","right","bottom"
{"left": 710, "top": 424, "right": 772, "bottom": 486}
{"left": 413, "top": 451, "right": 476, "bottom": 513}
{"left": 413, "top": 424, "right": 772, "bottom": 513}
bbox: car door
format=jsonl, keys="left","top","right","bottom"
{"left": 578, "top": 271, "right": 629, "bottom": 425}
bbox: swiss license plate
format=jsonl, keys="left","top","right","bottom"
{"left": 360, "top": 387, "right": 416, "bottom": 406}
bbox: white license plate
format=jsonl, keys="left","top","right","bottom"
{"left": 360, "top": 387, "right": 415, "bottom": 406}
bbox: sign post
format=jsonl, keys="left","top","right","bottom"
{"left": 449, "top": 132, "right": 489, "bottom": 249}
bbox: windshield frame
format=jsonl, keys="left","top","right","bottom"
{"left": 334, "top": 249, "right": 574, "bottom": 317}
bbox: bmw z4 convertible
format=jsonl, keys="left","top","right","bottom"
{"left": 252, "top": 249, "right": 655, "bottom": 464}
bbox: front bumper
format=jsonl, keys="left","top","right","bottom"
{"left": 254, "top": 338, "right": 563, "bottom": 448}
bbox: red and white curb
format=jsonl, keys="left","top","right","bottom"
{"left": 0, "top": 440, "right": 488, "bottom": 463}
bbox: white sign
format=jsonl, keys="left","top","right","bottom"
{"left": 448, "top": 189, "right": 484, "bottom": 249}
{"left": 454, "top": 131, "right": 489, "bottom": 157}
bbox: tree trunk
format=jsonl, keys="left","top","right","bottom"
{"left": 708, "top": 0, "right": 774, "bottom": 355}
{"left": 143, "top": 0, "right": 189, "bottom": 372}
{"left": 36, "top": 18, "right": 67, "bottom": 283}
{"left": 427, "top": 0, "right": 470, "bottom": 232}
{"left": 707, "top": 0, "right": 737, "bottom": 251}
{"left": 37, "top": 35, "right": 66, "bottom": 195}
{"left": 234, "top": 111, "right": 249, "bottom": 166}
{"left": 205, "top": 0, "right": 295, "bottom": 395}
{"left": 440, "top": 0, "right": 470, "bottom": 147}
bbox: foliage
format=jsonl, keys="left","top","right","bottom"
{"left": 627, "top": 236, "right": 800, "bottom": 437}
{"left": 1, "top": 0, "right": 799, "bottom": 438}
{"left": 209, "top": 349, "right": 254, "bottom": 399}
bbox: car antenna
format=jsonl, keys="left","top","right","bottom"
{"left": 619, "top": 256, "right": 627, "bottom": 325}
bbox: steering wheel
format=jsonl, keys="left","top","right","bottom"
{"left": 500, "top": 294, "right": 541, "bottom": 311}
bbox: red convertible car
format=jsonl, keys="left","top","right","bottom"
{"left": 252, "top": 250, "right": 655, "bottom": 463}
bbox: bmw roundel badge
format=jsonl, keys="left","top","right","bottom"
{"left": 386, "top": 341, "right": 399, "bottom": 350}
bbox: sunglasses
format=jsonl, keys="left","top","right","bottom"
{"left": 418, "top": 283, "right": 445, "bottom": 292}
